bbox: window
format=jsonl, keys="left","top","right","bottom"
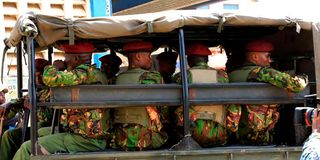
{"left": 196, "top": 5, "right": 209, "bottom": 10}
{"left": 223, "top": 4, "right": 239, "bottom": 10}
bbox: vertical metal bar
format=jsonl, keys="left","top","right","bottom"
{"left": 48, "top": 47, "right": 53, "bottom": 63}
{"left": 178, "top": 28, "right": 190, "bottom": 136}
{"left": 312, "top": 23, "right": 320, "bottom": 101}
{"left": 50, "top": 109, "right": 57, "bottom": 134}
{"left": 16, "top": 42, "right": 23, "bottom": 98}
{"left": 18, "top": 41, "right": 29, "bottom": 144}
{"left": 27, "top": 38, "right": 37, "bottom": 155}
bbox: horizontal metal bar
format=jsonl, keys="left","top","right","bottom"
{"left": 31, "top": 146, "right": 302, "bottom": 160}
{"left": 49, "top": 83, "right": 310, "bottom": 106}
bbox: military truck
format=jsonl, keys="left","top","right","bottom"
{"left": 3, "top": 10, "right": 320, "bottom": 159}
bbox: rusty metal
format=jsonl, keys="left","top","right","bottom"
{"left": 47, "top": 83, "right": 309, "bottom": 107}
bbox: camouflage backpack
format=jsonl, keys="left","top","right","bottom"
{"left": 173, "top": 68, "right": 228, "bottom": 147}
{"left": 112, "top": 68, "right": 168, "bottom": 150}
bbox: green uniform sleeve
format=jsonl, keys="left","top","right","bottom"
{"left": 76, "top": 65, "right": 108, "bottom": 85}
{"left": 42, "top": 65, "right": 81, "bottom": 87}
{"left": 249, "top": 67, "right": 307, "bottom": 93}
{"left": 172, "top": 71, "right": 192, "bottom": 84}
{"left": 139, "top": 71, "right": 162, "bottom": 84}
{"left": 217, "top": 70, "right": 229, "bottom": 83}
{"left": 42, "top": 64, "right": 108, "bottom": 87}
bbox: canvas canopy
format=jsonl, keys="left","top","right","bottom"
{"left": 4, "top": 10, "right": 318, "bottom": 49}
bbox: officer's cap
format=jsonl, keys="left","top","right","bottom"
{"left": 123, "top": 41, "right": 153, "bottom": 53}
{"left": 59, "top": 41, "right": 95, "bottom": 53}
{"left": 246, "top": 40, "right": 274, "bottom": 52}
{"left": 186, "top": 43, "right": 211, "bottom": 56}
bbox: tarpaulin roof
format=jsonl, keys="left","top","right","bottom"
{"left": 4, "top": 10, "right": 318, "bottom": 48}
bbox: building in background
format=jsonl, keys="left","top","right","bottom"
{"left": 112, "top": 0, "right": 257, "bottom": 15}
{"left": 0, "top": 0, "right": 91, "bottom": 100}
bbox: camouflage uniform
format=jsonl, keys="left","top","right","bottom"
{"left": 228, "top": 63, "right": 307, "bottom": 145}
{"left": 300, "top": 133, "right": 320, "bottom": 160}
{"left": 112, "top": 68, "right": 168, "bottom": 151}
{"left": 0, "top": 88, "right": 53, "bottom": 160}
{"left": 60, "top": 108, "right": 111, "bottom": 139}
{"left": 42, "top": 64, "right": 108, "bottom": 87}
{"left": 173, "top": 62, "right": 229, "bottom": 147}
{"left": 13, "top": 67, "right": 109, "bottom": 160}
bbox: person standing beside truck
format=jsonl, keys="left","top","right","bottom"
{"left": 300, "top": 109, "right": 320, "bottom": 160}
{"left": 173, "top": 43, "right": 229, "bottom": 147}
{"left": 112, "top": 41, "right": 168, "bottom": 151}
{"left": 227, "top": 40, "right": 308, "bottom": 145}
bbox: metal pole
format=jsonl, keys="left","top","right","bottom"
{"left": 178, "top": 28, "right": 190, "bottom": 136}
{"left": 171, "top": 29, "right": 201, "bottom": 150}
{"left": 48, "top": 47, "right": 53, "bottom": 63}
{"left": 27, "top": 38, "right": 37, "bottom": 155}
{"left": 18, "top": 41, "right": 29, "bottom": 144}
{"left": 16, "top": 42, "right": 23, "bottom": 98}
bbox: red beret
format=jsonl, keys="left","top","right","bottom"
{"left": 186, "top": 43, "right": 211, "bottom": 56}
{"left": 99, "top": 54, "right": 122, "bottom": 66}
{"left": 123, "top": 41, "right": 153, "bottom": 53}
{"left": 246, "top": 40, "right": 274, "bottom": 52}
{"left": 59, "top": 41, "right": 95, "bottom": 53}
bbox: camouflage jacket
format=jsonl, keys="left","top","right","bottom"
{"left": 60, "top": 108, "right": 111, "bottom": 139}
{"left": 228, "top": 63, "right": 307, "bottom": 92}
{"left": 227, "top": 63, "right": 307, "bottom": 144}
{"left": 4, "top": 88, "right": 53, "bottom": 128}
{"left": 300, "top": 133, "right": 320, "bottom": 160}
{"left": 43, "top": 64, "right": 110, "bottom": 138}
{"left": 173, "top": 63, "right": 229, "bottom": 147}
{"left": 112, "top": 68, "right": 167, "bottom": 150}
{"left": 42, "top": 64, "right": 108, "bottom": 87}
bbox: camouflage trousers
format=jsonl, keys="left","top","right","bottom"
{"left": 112, "top": 124, "right": 168, "bottom": 151}
{"left": 174, "top": 106, "right": 228, "bottom": 147}
{"left": 226, "top": 104, "right": 279, "bottom": 145}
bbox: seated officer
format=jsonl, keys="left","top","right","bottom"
{"left": 172, "top": 43, "right": 229, "bottom": 147}
{"left": 156, "top": 50, "right": 178, "bottom": 84}
{"left": 13, "top": 42, "right": 111, "bottom": 160}
{"left": 0, "top": 58, "right": 53, "bottom": 160}
{"left": 227, "top": 40, "right": 308, "bottom": 145}
{"left": 99, "top": 53, "right": 122, "bottom": 84}
{"left": 42, "top": 41, "right": 108, "bottom": 87}
{"left": 112, "top": 41, "right": 168, "bottom": 151}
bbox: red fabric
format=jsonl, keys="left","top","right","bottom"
{"left": 246, "top": 40, "right": 274, "bottom": 52}
{"left": 186, "top": 43, "right": 211, "bottom": 56}
{"left": 59, "top": 41, "right": 95, "bottom": 53}
{"left": 123, "top": 41, "right": 153, "bottom": 53}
